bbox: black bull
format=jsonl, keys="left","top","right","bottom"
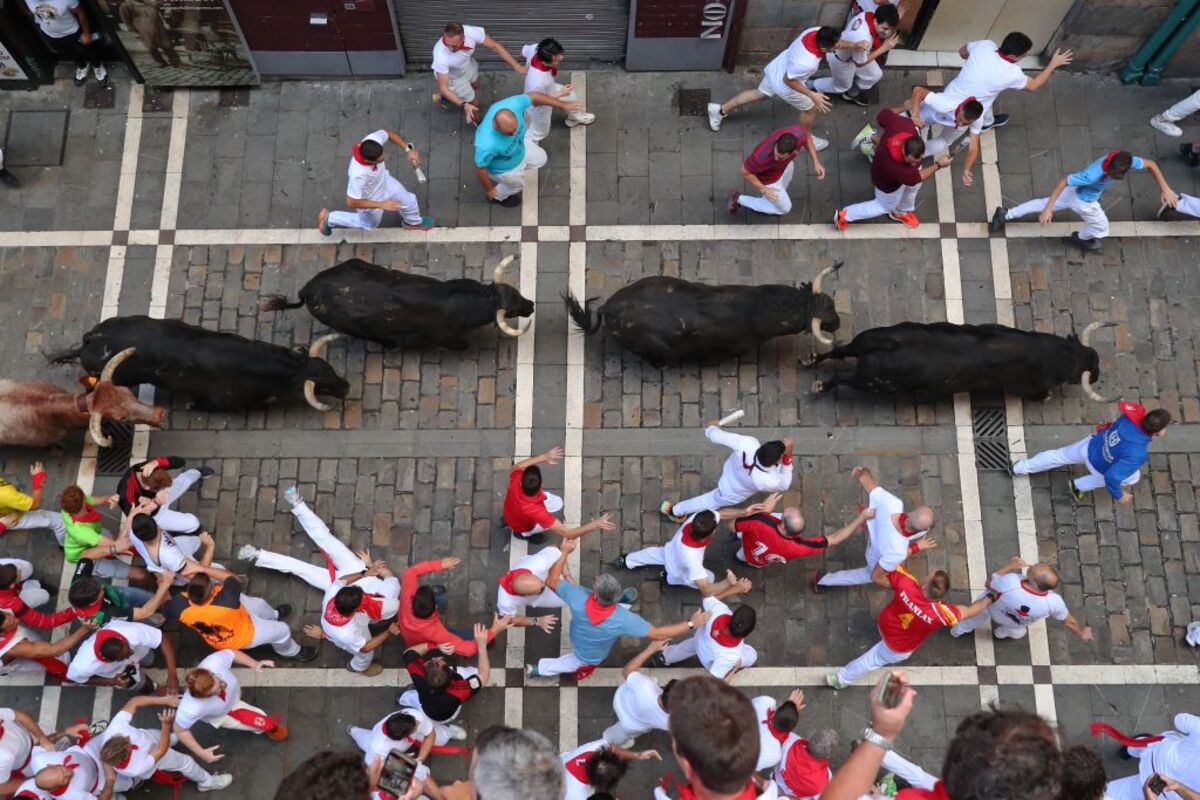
{"left": 49, "top": 316, "right": 349, "bottom": 412}
{"left": 810, "top": 321, "right": 1111, "bottom": 400}
{"left": 563, "top": 264, "right": 842, "bottom": 367}
{"left": 259, "top": 256, "right": 535, "bottom": 349}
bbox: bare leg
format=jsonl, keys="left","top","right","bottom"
{"left": 721, "top": 89, "right": 769, "bottom": 116}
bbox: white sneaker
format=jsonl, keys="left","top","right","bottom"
{"left": 444, "top": 724, "right": 467, "bottom": 740}
{"left": 236, "top": 544, "right": 259, "bottom": 561}
{"left": 199, "top": 774, "right": 233, "bottom": 792}
{"left": 1150, "top": 114, "right": 1183, "bottom": 137}
{"left": 706, "top": 102, "right": 724, "bottom": 132}
{"left": 283, "top": 485, "right": 301, "bottom": 508}
{"left": 565, "top": 112, "right": 595, "bottom": 127}
{"left": 811, "top": 134, "right": 829, "bottom": 152}
{"left": 92, "top": 64, "right": 107, "bottom": 82}
{"left": 74, "top": 65, "right": 88, "bottom": 83}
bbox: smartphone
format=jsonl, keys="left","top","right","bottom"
{"left": 379, "top": 750, "right": 418, "bottom": 797}
{"left": 1149, "top": 776, "right": 1168, "bottom": 796}
{"left": 875, "top": 672, "right": 904, "bottom": 709}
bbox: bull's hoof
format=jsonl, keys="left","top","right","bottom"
{"left": 801, "top": 351, "right": 818, "bottom": 367}
{"left": 811, "top": 380, "right": 826, "bottom": 394}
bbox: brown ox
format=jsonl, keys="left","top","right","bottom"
{"left": 0, "top": 349, "right": 166, "bottom": 449}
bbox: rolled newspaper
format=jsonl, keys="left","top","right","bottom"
{"left": 717, "top": 409, "right": 745, "bottom": 426}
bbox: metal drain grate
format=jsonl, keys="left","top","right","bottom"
{"left": 96, "top": 421, "right": 134, "bottom": 475}
{"left": 972, "top": 407, "right": 1011, "bottom": 471}
{"left": 677, "top": 88, "right": 711, "bottom": 117}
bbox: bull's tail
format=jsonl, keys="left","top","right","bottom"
{"left": 46, "top": 345, "right": 82, "bottom": 365}
{"left": 562, "top": 292, "right": 602, "bottom": 335}
{"left": 259, "top": 294, "right": 305, "bottom": 313}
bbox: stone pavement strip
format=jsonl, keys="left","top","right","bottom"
{"left": 0, "top": 64, "right": 1199, "bottom": 797}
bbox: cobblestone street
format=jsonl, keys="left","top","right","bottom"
{"left": 1, "top": 58, "right": 1200, "bottom": 798}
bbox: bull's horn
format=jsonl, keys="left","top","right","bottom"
{"left": 1080, "top": 320, "right": 1115, "bottom": 348}
{"left": 304, "top": 334, "right": 342, "bottom": 412}
{"left": 811, "top": 318, "right": 834, "bottom": 346}
{"left": 811, "top": 261, "right": 843, "bottom": 295}
{"left": 88, "top": 408, "right": 112, "bottom": 448}
{"left": 493, "top": 255, "right": 516, "bottom": 284}
{"left": 1080, "top": 371, "right": 1111, "bottom": 403}
{"left": 495, "top": 310, "right": 529, "bottom": 337}
{"left": 98, "top": 347, "right": 136, "bottom": 384}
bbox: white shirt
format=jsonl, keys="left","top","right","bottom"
{"left": 988, "top": 572, "right": 1068, "bottom": 629}
{"left": 710, "top": 427, "right": 793, "bottom": 502}
{"left": 612, "top": 671, "right": 670, "bottom": 735}
{"left": 101, "top": 710, "right": 161, "bottom": 781}
{"left": 431, "top": 25, "right": 486, "bottom": 78}
{"left": 129, "top": 531, "right": 193, "bottom": 587}
{"left": 838, "top": 13, "right": 878, "bottom": 66}
{"left": 24, "top": 0, "right": 80, "bottom": 38}
{"left": 695, "top": 596, "right": 745, "bottom": 679}
{"left": 864, "top": 487, "right": 908, "bottom": 572}
{"left": 497, "top": 546, "right": 561, "bottom": 616}
{"left": 67, "top": 620, "right": 161, "bottom": 683}
{"left": 0, "top": 708, "right": 33, "bottom": 784}
{"left": 664, "top": 516, "right": 711, "bottom": 586}
{"left": 1123, "top": 714, "right": 1200, "bottom": 800}
{"left": 918, "top": 90, "right": 985, "bottom": 136}
{"left": 24, "top": 745, "right": 103, "bottom": 799}
{"left": 752, "top": 695, "right": 783, "bottom": 771}
{"left": 361, "top": 709, "right": 434, "bottom": 767}
{"left": 521, "top": 44, "right": 557, "bottom": 94}
{"left": 176, "top": 651, "right": 239, "bottom": 730}
{"left": 764, "top": 28, "right": 825, "bottom": 91}
{"left": 346, "top": 130, "right": 393, "bottom": 203}
{"left": 561, "top": 740, "right": 606, "bottom": 800}
{"left": 320, "top": 575, "right": 399, "bottom": 655}
{"left": 939, "top": 39, "right": 1028, "bottom": 110}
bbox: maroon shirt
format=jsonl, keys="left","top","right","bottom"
{"left": 743, "top": 124, "right": 809, "bottom": 185}
{"left": 871, "top": 109, "right": 923, "bottom": 193}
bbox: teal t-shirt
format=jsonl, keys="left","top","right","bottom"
{"left": 474, "top": 94, "right": 533, "bottom": 174}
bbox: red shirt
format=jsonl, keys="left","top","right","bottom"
{"left": 871, "top": 109, "right": 923, "bottom": 193}
{"left": 877, "top": 566, "right": 959, "bottom": 652}
{"left": 0, "top": 586, "right": 74, "bottom": 630}
{"left": 398, "top": 560, "right": 490, "bottom": 656}
{"left": 779, "top": 736, "right": 831, "bottom": 797}
{"left": 743, "top": 124, "right": 809, "bottom": 185}
{"left": 502, "top": 468, "right": 556, "bottom": 534}
{"left": 735, "top": 513, "right": 828, "bottom": 567}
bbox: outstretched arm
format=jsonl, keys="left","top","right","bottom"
{"left": 1025, "top": 49, "right": 1073, "bottom": 92}
{"left": 1143, "top": 159, "right": 1180, "bottom": 208}
{"left": 483, "top": 34, "right": 525, "bottom": 74}
{"left": 827, "top": 508, "right": 873, "bottom": 547}
{"left": 622, "top": 639, "right": 668, "bottom": 678}
{"left": 514, "top": 446, "right": 563, "bottom": 473}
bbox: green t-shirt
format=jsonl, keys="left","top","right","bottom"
{"left": 62, "top": 496, "right": 105, "bottom": 563}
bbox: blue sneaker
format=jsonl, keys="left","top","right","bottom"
{"left": 619, "top": 587, "right": 638, "bottom": 605}
{"left": 283, "top": 485, "right": 301, "bottom": 508}
{"left": 403, "top": 216, "right": 436, "bottom": 230}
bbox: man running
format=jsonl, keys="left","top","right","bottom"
{"left": 432, "top": 21, "right": 526, "bottom": 123}
{"left": 318, "top": 129, "right": 433, "bottom": 235}
{"left": 520, "top": 37, "right": 595, "bottom": 141}
{"left": 730, "top": 123, "right": 825, "bottom": 218}
{"left": 174, "top": 651, "right": 289, "bottom": 764}
{"left": 474, "top": 90, "right": 582, "bottom": 207}
{"left": 814, "top": 3, "right": 901, "bottom": 107}
{"left": 949, "top": 556, "right": 1093, "bottom": 642}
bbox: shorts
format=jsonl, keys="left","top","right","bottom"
{"left": 758, "top": 75, "right": 815, "bottom": 111}
{"left": 441, "top": 58, "right": 480, "bottom": 103}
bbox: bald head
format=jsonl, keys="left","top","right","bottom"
{"left": 908, "top": 505, "right": 934, "bottom": 533}
{"left": 512, "top": 572, "right": 547, "bottom": 596}
{"left": 1026, "top": 563, "right": 1060, "bottom": 591}
{"left": 781, "top": 508, "right": 805, "bottom": 536}
{"left": 494, "top": 109, "right": 518, "bottom": 135}
{"left": 36, "top": 765, "right": 72, "bottom": 790}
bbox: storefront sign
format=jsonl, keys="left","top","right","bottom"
{"left": 93, "top": 0, "right": 256, "bottom": 87}
{"left": 0, "top": 39, "right": 30, "bottom": 81}
{"left": 700, "top": 0, "right": 731, "bottom": 39}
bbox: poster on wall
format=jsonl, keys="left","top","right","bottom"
{"left": 92, "top": 0, "right": 256, "bottom": 86}
{"left": 0, "top": 39, "right": 30, "bottom": 81}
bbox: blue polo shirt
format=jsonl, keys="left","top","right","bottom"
{"left": 1067, "top": 154, "right": 1145, "bottom": 203}
{"left": 554, "top": 581, "right": 651, "bottom": 665}
{"left": 474, "top": 94, "right": 533, "bottom": 175}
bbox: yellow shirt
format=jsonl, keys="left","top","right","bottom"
{"left": 0, "top": 478, "right": 33, "bottom": 520}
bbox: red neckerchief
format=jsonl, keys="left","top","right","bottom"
{"left": 800, "top": 28, "right": 824, "bottom": 56}
{"left": 442, "top": 35, "right": 472, "bottom": 52}
{"left": 75, "top": 595, "right": 104, "bottom": 619}
{"left": 897, "top": 782, "right": 951, "bottom": 800}
{"left": 323, "top": 593, "right": 384, "bottom": 626}
{"left": 1090, "top": 722, "right": 1165, "bottom": 748}
{"left": 896, "top": 512, "right": 923, "bottom": 539}
{"left": 864, "top": 12, "right": 883, "bottom": 49}
{"left": 531, "top": 54, "right": 557, "bottom": 75}
{"left": 1121, "top": 400, "right": 1148, "bottom": 430}
{"left": 351, "top": 144, "right": 378, "bottom": 170}
{"left": 498, "top": 567, "right": 533, "bottom": 595}
{"left": 115, "top": 744, "right": 138, "bottom": 770}
{"left": 709, "top": 614, "right": 743, "bottom": 647}
{"left": 1101, "top": 150, "right": 1121, "bottom": 176}
{"left": 71, "top": 503, "right": 101, "bottom": 524}
{"left": 585, "top": 595, "right": 617, "bottom": 625}
{"left": 93, "top": 629, "right": 126, "bottom": 661}
{"left": 564, "top": 750, "right": 597, "bottom": 784}
{"left": 997, "top": 48, "right": 1019, "bottom": 63}
{"left": 886, "top": 131, "right": 915, "bottom": 163}
{"left": 218, "top": 688, "right": 226, "bottom": 702}
{"left": 679, "top": 522, "right": 710, "bottom": 549}
{"left": 575, "top": 665, "right": 597, "bottom": 682}
{"left": 48, "top": 754, "right": 80, "bottom": 796}
{"left": 678, "top": 781, "right": 758, "bottom": 800}
{"left": 764, "top": 708, "right": 789, "bottom": 743}
{"left": 1018, "top": 579, "right": 1048, "bottom": 597}
{"left": 954, "top": 95, "right": 977, "bottom": 120}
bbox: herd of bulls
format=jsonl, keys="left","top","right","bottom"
{"left": 0, "top": 255, "right": 1114, "bottom": 450}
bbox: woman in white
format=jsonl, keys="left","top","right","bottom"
{"left": 174, "top": 650, "right": 288, "bottom": 765}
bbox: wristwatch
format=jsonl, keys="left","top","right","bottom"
{"left": 861, "top": 726, "right": 894, "bottom": 752}
{"left": 405, "top": 143, "right": 414, "bottom": 151}
{"left": 687, "top": 619, "right": 695, "bottom": 629}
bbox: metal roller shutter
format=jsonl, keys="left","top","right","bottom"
{"left": 393, "top": 0, "right": 630, "bottom": 67}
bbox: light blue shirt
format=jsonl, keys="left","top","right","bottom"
{"left": 555, "top": 581, "right": 651, "bottom": 665}
{"left": 1067, "top": 154, "right": 1145, "bottom": 203}
{"left": 474, "top": 94, "right": 533, "bottom": 174}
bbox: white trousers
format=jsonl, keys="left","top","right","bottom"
{"left": 1177, "top": 193, "right": 1200, "bottom": 218}
{"left": 814, "top": 54, "right": 882, "bottom": 94}
{"left": 207, "top": 699, "right": 273, "bottom": 734}
{"left": 439, "top": 59, "right": 479, "bottom": 103}
{"left": 512, "top": 491, "right": 563, "bottom": 537}
{"left": 8, "top": 509, "right": 67, "bottom": 546}
{"left": 673, "top": 487, "right": 746, "bottom": 518}
{"left": 536, "top": 651, "right": 588, "bottom": 677}
{"left": 397, "top": 689, "right": 459, "bottom": 741}
{"left": 526, "top": 84, "right": 589, "bottom": 142}
{"left": 817, "top": 550, "right": 878, "bottom": 587}
{"left": 329, "top": 174, "right": 421, "bottom": 229}
{"left": 662, "top": 635, "right": 758, "bottom": 669}
{"left": 949, "top": 598, "right": 1027, "bottom": 639}
{"left": 836, "top": 639, "right": 912, "bottom": 685}
{"left": 922, "top": 125, "right": 965, "bottom": 158}
{"left": 1006, "top": 186, "right": 1109, "bottom": 240}
{"left": 738, "top": 162, "right": 795, "bottom": 216}
{"left": 1012, "top": 435, "right": 1141, "bottom": 493}
{"left": 153, "top": 468, "right": 202, "bottom": 534}
{"left": 844, "top": 183, "right": 921, "bottom": 221}
{"left": 624, "top": 547, "right": 714, "bottom": 589}
{"left": 603, "top": 719, "right": 640, "bottom": 746}
{"left": 1162, "top": 89, "right": 1200, "bottom": 123}
{"left": 0, "top": 559, "right": 49, "bottom": 607}
{"left": 881, "top": 749, "right": 938, "bottom": 792}
{"left": 489, "top": 140, "right": 548, "bottom": 201}
{"left": 246, "top": 613, "right": 302, "bottom": 657}
{"left": 155, "top": 747, "right": 213, "bottom": 785}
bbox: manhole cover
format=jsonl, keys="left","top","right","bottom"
{"left": 3, "top": 109, "right": 68, "bottom": 167}
{"left": 677, "top": 88, "right": 711, "bottom": 117}
{"left": 972, "top": 406, "right": 1011, "bottom": 471}
{"left": 96, "top": 421, "right": 134, "bottom": 475}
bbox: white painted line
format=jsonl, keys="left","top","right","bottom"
{"left": 158, "top": 90, "right": 190, "bottom": 232}
{"left": 169, "top": 226, "right": 521, "bottom": 246}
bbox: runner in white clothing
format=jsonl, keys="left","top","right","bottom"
{"left": 752, "top": 690, "right": 806, "bottom": 772}
{"left": 662, "top": 421, "right": 794, "bottom": 521}
{"left": 950, "top": 557, "right": 1093, "bottom": 641}
{"left": 520, "top": 38, "right": 594, "bottom": 142}
{"left": 20, "top": 743, "right": 116, "bottom": 800}
{"left": 561, "top": 739, "right": 660, "bottom": 800}
{"left": 657, "top": 590, "right": 757, "bottom": 681}
{"left": 97, "top": 695, "right": 232, "bottom": 792}
{"left": 905, "top": 86, "right": 985, "bottom": 158}
{"left": 814, "top": 465, "right": 935, "bottom": 591}
{"left": 432, "top": 22, "right": 525, "bottom": 122}
{"left": 318, "top": 129, "right": 432, "bottom": 235}
{"left": 1150, "top": 88, "right": 1200, "bottom": 137}
{"left": 0, "top": 708, "right": 86, "bottom": 795}
{"left": 1104, "top": 714, "right": 1200, "bottom": 800}
{"left": 813, "top": 5, "right": 901, "bottom": 107}
{"left": 603, "top": 641, "right": 675, "bottom": 746}
{"left": 174, "top": 650, "right": 289, "bottom": 765}
{"left": 618, "top": 510, "right": 756, "bottom": 595}
{"left": 66, "top": 619, "right": 178, "bottom": 694}
{"left": 237, "top": 486, "right": 401, "bottom": 676}
{"left": 495, "top": 546, "right": 565, "bottom": 632}
{"left": 347, "top": 707, "right": 435, "bottom": 781}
